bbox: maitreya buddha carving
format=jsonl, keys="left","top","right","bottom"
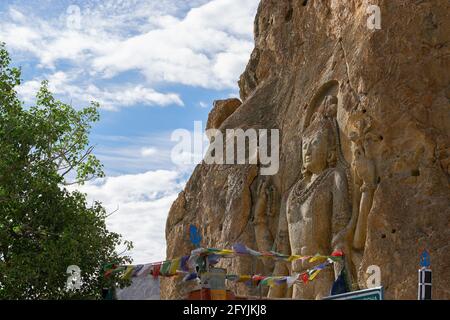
{"left": 286, "top": 95, "right": 354, "bottom": 299}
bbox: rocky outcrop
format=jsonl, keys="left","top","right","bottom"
{"left": 206, "top": 98, "right": 242, "bottom": 131}
{"left": 164, "top": 0, "right": 450, "bottom": 299}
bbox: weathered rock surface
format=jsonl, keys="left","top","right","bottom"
{"left": 164, "top": 0, "right": 450, "bottom": 299}
{"left": 206, "top": 98, "right": 242, "bottom": 131}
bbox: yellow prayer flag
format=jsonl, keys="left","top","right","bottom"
{"left": 170, "top": 258, "right": 181, "bottom": 274}
{"left": 288, "top": 255, "right": 310, "bottom": 262}
{"left": 308, "top": 254, "right": 327, "bottom": 263}
{"left": 218, "top": 249, "right": 234, "bottom": 255}
{"left": 238, "top": 275, "right": 251, "bottom": 282}
{"left": 308, "top": 269, "right": 321, "bottom": 281}
{"left": 120, "top": 265, "right": 134, "bottom": 280}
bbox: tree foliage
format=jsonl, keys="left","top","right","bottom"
{"left": 0, "top": 43, "right": 132, "bottom": 299}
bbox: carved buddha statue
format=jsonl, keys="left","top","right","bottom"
{"left": 286, "top": 95, "right": 353, "bottom": 299}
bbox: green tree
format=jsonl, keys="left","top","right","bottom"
{"left": 0, "top": 43, "right": 132, "bottom": 299}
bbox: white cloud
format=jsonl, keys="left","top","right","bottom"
{"left": 141, "top": 147, "right": 158, "bottom": 157}
{"left": 91, "top": 0, "right": 258, "bottom": 89}
{"left": 91, "top": 133, "right": 185, "bottom": 175}
{"left": 1, "top": 0, "right": 259, "bottom": 92}
{"left": 72, "top": 170, "right": 186, "bottom": 264}
{"left": 17, "top": 71, "right": 183, "bottom": 110}
{"left": 198, "top": 101, "right": 209, "bottom": 108}
{"left": 85, "top": 84, "right": 184, "bottom": 110}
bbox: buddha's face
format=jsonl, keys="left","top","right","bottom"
{"left": 302, "top": 129, "right": 330, "bottom": 174}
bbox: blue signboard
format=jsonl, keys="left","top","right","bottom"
{"left": 189, "top": 224, "right": 202, "bottom": 248}
{"left": 324, "top": 287, "right": 384, "bottom": 300}
{"left": 420, "top": 250, "right": 430, "bottom": 268}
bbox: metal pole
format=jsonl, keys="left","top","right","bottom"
{"left": 418, "top": 268, "right": 432, "bottom": 300}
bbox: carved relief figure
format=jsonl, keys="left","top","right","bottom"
{"left": 350, "top": 121, "right": 377, "bottom": 250}
{"left": 251, "top": 178, "right": 278, "bottom": 297}
{"left": 349, "top": 115, "right": 381, "bottom": 274}
{"left": 253, "top": 179, "right": 276, "bottom": 273}
{"left": 352, "top": 143, "right": 376, "bottom": 249}
{"left": 267, "top": 192, "right": 293, "bottom": 299}
{"left": 286, "top": 95, "right": 353, "bottom": 299}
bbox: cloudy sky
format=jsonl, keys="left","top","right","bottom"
{"left": 0, "top": 0, "right": 259, "bottom": 264}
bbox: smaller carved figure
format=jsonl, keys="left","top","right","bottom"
{"left": 350, "top": 118, "right": 379, "bottom": 251}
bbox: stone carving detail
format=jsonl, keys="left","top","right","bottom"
{"left": 253, "top": 178, "right": 276, "bottom": 272}
{"left": 286, "top": 93, "right": 353, "bottom": 299}
{"left": 347, "top": 111, "right": 384, "bottom": 285}
{"left": 350, "top": 116, "right": 379, "bottom": 251}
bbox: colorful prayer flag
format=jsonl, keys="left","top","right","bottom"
{"left": 120, "top": 266, "right": 134, "bottom": 280}
{"left": 183, "top": 272, "right": 198, "bottom": 282}
{"left": 301, "top": 273, "right": 309, "bottom": 284}
{"left": 151, "top": 264, "right": 161, "bottom": 279}
{"left": 160, "top": 261, "right": 171, "bottom": 276}
{"left": 238, "top": 275, "right": 251, "bottom": 282}
{"left": 225, "top": 275, "right": 239, "bottom": 282}
{"left": 331, "top": 249, "right": 344, "bottom": 257}
{"left": 169, "top": 258, "right": 181, "bottom": 275}
{"left": 232, "top": 243, "right": 249, "bottom": 255}
{"left": 308, "top": 254, "right": 328, "bottom": 263}
{"left": 180, "top": 256, "right": 190, "bottom": 272}
{"left": 132, "top": 265, "right": 144, "bottom": 277}
{"left": 308, "top": 269, "right": 321, "bottom": 281}
{"left": 136, "top": 264, "right": 152, "bottom": 277}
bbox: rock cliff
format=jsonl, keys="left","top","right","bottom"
{"left": 164, "top": 0, "right": 450, "bottom": 299}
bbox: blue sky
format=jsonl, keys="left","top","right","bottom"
{"left": 0, "top": 0, "right": 260, "bottom": 263}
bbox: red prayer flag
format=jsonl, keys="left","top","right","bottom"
{"left": 151, "top": 263, "right": 161, "bottom": 279}
{"left": 331, "top": 249, "right": 344, "bottom": 257}
{"left": 301, "top": 273, "right": 309, "bottom": 284}
{"left": 103, "top": 264, "right": 118, "bottom": 278}
{"left": 104, "top": 270, "right": 113, "bottom": 278}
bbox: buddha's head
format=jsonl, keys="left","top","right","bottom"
{"left": 323, "top": 95, "right": 338, "bottom": 114}
{"left": 301, "top": 96, "right": 338, "bottom": 175}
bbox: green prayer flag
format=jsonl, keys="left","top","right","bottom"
{"left": 161, "top": 261, "right": 171, "bottom": 275}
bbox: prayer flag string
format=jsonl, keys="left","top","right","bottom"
{"left": 103, "top": 243, "right": 344, "bottom": 285}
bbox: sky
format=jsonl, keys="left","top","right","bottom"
{"left": 0, "top": 0, "right": 260, "bottom": 264}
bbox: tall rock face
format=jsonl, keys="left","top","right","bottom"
{"left": 164, "top": 0, "right": 450, "bottom": 299}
